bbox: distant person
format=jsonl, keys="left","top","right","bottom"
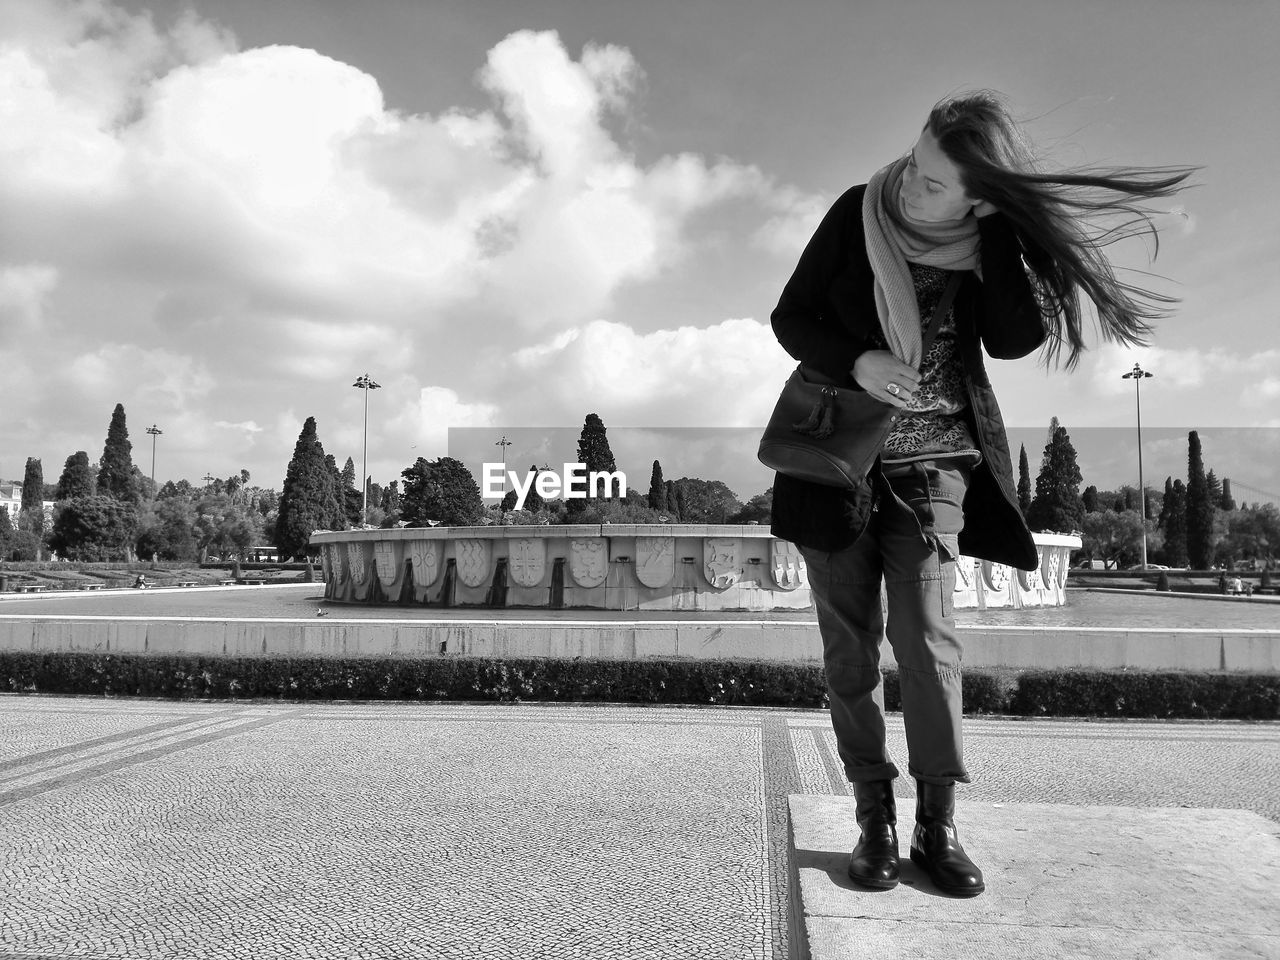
{"left": 768, "top": 90, "right": 1192, "bottom": 897}
{"left": 133, "top": 574, "right": 148, "bottom": 589}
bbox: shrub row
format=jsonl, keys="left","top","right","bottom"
{"left": 2, "top": 653, "right": 1276, "bottom": 719}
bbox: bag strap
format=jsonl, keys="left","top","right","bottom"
{"left": 919, "top": 271, "right": 964, "bottom": 360}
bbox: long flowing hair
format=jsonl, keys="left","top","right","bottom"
{"left": 928, "top": 91, "right": 1196, "bottom": 369}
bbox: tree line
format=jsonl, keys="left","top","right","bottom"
{"left": 0, "top": 404, "right": 279, "bottom": 563}
{"left": 5, "top": 405, "right": 1272, "bottom": 570}
{"left": 6, "top": 405, "right": 767, "bottom": 562}
{"left": 1014, "top": 420, "right": 1277, "bottom": 570}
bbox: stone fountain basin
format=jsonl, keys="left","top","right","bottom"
{"left": 309, "top": 524, "right": 1080, "bottom": 612}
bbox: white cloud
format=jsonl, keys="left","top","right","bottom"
{"left": 751, "top": 188, "right": 829, "bottom": 259}
{"left": 1248, "top": 375, "right": 1280, "bottom": 403}
{"left": 65, "top": 344, "right": 214, "bottom": 407}
{"left": 1089, "top": 342, "right": 1280, "bottom": 396}
{"left": 0, "top": 263, "right": 57, "bottom": 334}
{"left": 214, "top": 419, "right": 265, "bottom": 445}
{"left": 386, "top": 386, "right": 500, "bottom": 461}
{"left": 508, "top": 317, "right": 794, "bottom": 426}
{"left": 0, "top": 2, "right": 821, "bottom": 488}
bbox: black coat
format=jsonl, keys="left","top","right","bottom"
{"left": 768, "top": 184, "right": 1045, "bottom": 571}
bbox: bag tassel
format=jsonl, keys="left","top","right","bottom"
{"left": 792, "top": 387, "right": 837, "bottom": 439}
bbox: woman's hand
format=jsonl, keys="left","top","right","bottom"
{"left": 852, "top": 350, "right": 919, "bottom": 408}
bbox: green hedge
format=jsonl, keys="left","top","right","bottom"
{"left": 1008, "top": 670, "right": 1280, "bottom": 720}
{"left": 0, "top": 653, "right": 1275, "bottom": 719}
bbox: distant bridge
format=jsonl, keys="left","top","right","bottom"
{"left": 1225, "top": 478, "right": 1280, "bottom": 508}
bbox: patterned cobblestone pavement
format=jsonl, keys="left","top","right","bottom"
{"left": 1, "top": 697, "right": 1277, "bottom": 959}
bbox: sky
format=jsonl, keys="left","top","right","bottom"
{"left": 2, "top": 0, "right": 1278, "bottom": 506}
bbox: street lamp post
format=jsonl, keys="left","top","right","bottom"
{"left": 495, "top": 436, "right": 512, "bottom": 496}
{"left": 1122, "top": 363, "right": 1154, "bottom": 568}
{"left": 352, "top": 374, "right": 381, "bottom": 526}
{"left": 145, "top": 425, "right": 162, "bottom": 488}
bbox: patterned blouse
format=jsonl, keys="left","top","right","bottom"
{"left": 868, "top": 264, "right": 981, "bottom": 464}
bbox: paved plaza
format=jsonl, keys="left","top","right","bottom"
{"left": 1, "top": 696, "right": 1277, "bottom": 959}
{"left": 2, "top": 582, "right": 1278, "bottom": 630}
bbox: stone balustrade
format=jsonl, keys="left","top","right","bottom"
{"left": 309, "top": 525, "right": 1081, "bottom": 612}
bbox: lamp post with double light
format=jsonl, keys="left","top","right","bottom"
{"left": 1122, "top": 363, "right": 1154, "bottom": 568}
{"left": 145, "top": 425, "right": 162, "bottom": 489}
{"left": 495, "top": 436, "right": 512, "bottom": 498}
{"left": 353, "top": 375, "right": 381, "bottom": 526}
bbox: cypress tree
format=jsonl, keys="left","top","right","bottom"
{"left": 324, "top": 455, "right": 350, "bottom": 531}
{"left": 1025, "top": 424, "right": 1085, "bottom": 533}
{"left": 1082, "top": 484, "right": 1099, "bottom": 513}
{"left": 1162, "top": 479, "right": 1189, "bottom": 567}
{"left": 275, "top": 417, "right": 340, "bottom": 560}
{"left": 664, "top": 479, "right": 680, "bottom": 520}
{"left": 20, "top": 457, "right": 45, "bottom": 537}
{"left": 1220, "top": 478, "right": 1236, "bottom": 511}
{"left": 1122, "top": 486, "right": 1138, "bottom": 511}
{"left": 1016, "top": 444, "right": 1032, "bottom": 517}
{"left": 568, "top": 412, "right": 619, "bottom": 516}
{"left": 20, "top": 458, "right": 43, "bottom": 512}
{"left": 56, "top": 451, "right": 96, "bottom": 500}
{"left": 576, "top": 414, "right": 617, "bottom": 486}
{"left": 98, "top": 403, "right": 140, "bottom": 503}
{"left": 1186, "top": 431, "right": 1216, "bottom": 568}
{"left": 523, "top": 465, "right": 545, "bottom": 514}
{"left": 338, "top": 456, "right": 362, "bottom": 526}
{"left": 648, "top": 460, "right": 667, "bottom": 511}
{"left": 672, "top": 481, "right": 687, "bottom": 521}
{"left": 1158, "top": 476, "right": 1174, "bottom": 529}
{"left": 1206, "top": 469, "right": 1222, "bottom": 508}
{"left": 381, "top": 480, "right": 401, "bottom": 517}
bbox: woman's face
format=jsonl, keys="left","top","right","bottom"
{"left": 899, "top": 129, "right": 976, "bottom": 223}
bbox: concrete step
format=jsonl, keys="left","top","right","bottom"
{"left": 787, "top": 796, "right": 1280, "bottom": 960}
{"left": 1, "top": 614, "right": 1277, "bottom": 671}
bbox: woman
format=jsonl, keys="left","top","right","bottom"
{"left": 769, "top": 91, "right": 1191, "bottom": 897}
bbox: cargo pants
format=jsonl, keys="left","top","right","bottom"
{"left": 799, "top": 456, "right": 972, "bottom": 787}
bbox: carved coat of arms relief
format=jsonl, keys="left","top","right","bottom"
{"left": 373, "top": 542, "right": 398, "bottom": 589}
{"left": 769, "top": 541, "right": 805, "bottom": 590}
{"left": 409, "top": 540, "right": 441, "bottom": 587}
{"left": 570, "top": 538, "right": 608, "bottom": 587}
{"left": 509, "top": 538, "right": 546, "bottom": 587}
{"left": 346, "top": 542, "right": 367, "bottom": 585}
{"left": 456, "top": 539, "right": 491, "bottom": 588}
{"left": 704, "top": 538, "right": 741, "bottom": 589}
{"left": 635, "top": 537, "right": 675, "bottom": 588}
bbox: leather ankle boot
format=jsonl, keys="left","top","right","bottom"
{"left": 909, "top": 780, "right": 984, "bottom": 897}
{"left": 847, "top": 779, "right": 899, "bottom": 890}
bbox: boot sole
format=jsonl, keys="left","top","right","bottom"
{"left": 846, "top": 868, "right": 899, "bottom": 891}
{"left": 909, "top": 847, "right": 985, "bottom": 897}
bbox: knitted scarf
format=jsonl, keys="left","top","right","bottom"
{"left": 862, "top": 155, "right": 982, "bottom": 367}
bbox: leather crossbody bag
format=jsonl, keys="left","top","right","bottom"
{"left": 757, "top": 271, "right": 963, "bottom": 488}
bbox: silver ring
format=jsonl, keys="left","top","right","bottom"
{"left": 886, "top": 382, "right": 901, "bottom": 396}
